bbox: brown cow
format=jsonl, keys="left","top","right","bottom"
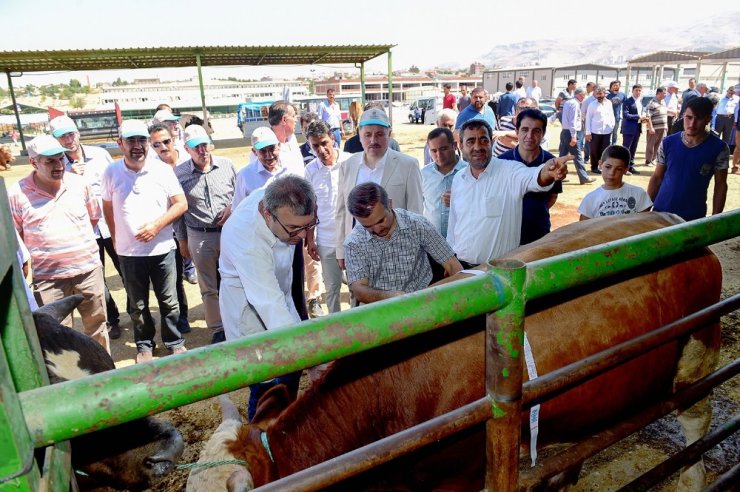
{"left": 193, "top": 212, "right": 721, "bottom": 491}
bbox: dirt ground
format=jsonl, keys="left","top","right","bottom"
{"left": 2, "top": 120, "right": 738, "bottom": 491}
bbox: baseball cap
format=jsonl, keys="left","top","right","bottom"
{"left": 184, "top": 125, "right": 211, "bottom": 148}
{"left": 666, "top": 81, "right": 679, "bottom": 89}
{"left": 359, "top": 107, "right": 390, "bottom": 128}
{"left": 49, "top": 115, "right": 78, "bottom": 138}
{"left": 119, "top": 120, "right": 149, "bottom": 139}
{"left": 152, "top": 109, "right": 180, "bottom": 124}
{"left": 28, "top": 135, "right": 70, "bottom": 159}
{"left": 251, "top": 127, "right": 279, "bottom": 150}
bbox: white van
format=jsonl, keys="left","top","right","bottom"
{"left": 408, "top": 96, "right": 441, "bottom": 125}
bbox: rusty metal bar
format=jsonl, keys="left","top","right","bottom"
{"left": 255, "top": 398, "right": 491, "bottom": 491}
{"left": 618, "top": 414, "right": 739, "bottom": 492}
{"left": 518, "top": 359, "right": 739, "bottom": 489}
{"left": 703, "top": 461, "right": 740, "bottom": 492}
{"left": 522, "top": 295, "right": 740, "bottom": 408}
{"left": 485, "top": 259, "right": 527, "bottom": 492}
{"left": 19, "top": 271, "right": 510, "bottom": 446}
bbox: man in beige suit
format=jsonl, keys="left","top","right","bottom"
{"left": 335, "top": 107, "right": 423, "bottom": 268}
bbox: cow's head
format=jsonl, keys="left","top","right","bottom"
{"left": 33, "top": 296, "right": 184, "bottom": 490}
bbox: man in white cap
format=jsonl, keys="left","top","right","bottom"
{"left": 101, "top": 120, "right": 188, "bottom": 363}
{"left": 335, "top": 106, "right": 423, "bottom": 270}
{"left": 49, "top": 114, "right": 123, "bottom": 339}
{"left": 8, "top": 135, "right": 109, "bottom": 352}
{"left": 152, "top": 109, "right": 187, "bottom": 155}
{"left": 233, "top": 126, "right": 304, "bottom": 210}
{"left": 149, "top": 123, "right": 190, "bottom": 166}
{"left": 174, "top": 125, "right": 236, "bottom": 344}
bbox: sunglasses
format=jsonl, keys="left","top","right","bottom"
{"left": 152, "top": 139, "right": 172, "bottom": 148}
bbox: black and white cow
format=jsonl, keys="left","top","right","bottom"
{"left": 33, "top": 295, "right": 184, "bottom": 490}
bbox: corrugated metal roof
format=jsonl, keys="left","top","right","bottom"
{"left": 0, "top": 45, "right": 395, "bottom": 73}
{"left": 701, "top": 46, "right": 740, "bottom": 60}
{"left": 628, "top": 51, "right": 711, "bottom": 64}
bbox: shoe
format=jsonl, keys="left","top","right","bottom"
{"left": 171, "top": 346, "right": 187, "bottom": 355}
{"left": 136, "top": 351, "right": 153, "bottom": 364}
{"left": 731, "top": 167, "right": 740, "bottom": 175}
{"left": 562, "top": 178, "right": 570, "bottom": 183}
{"left": 308, "top": 299, "right": 325, "bottom": 318}
{"left": 580, "top": 178, "right": 597, "bottom": 185}
{"left": 185, "top": 272, "right": 198, "bottom": 284}
{"left": 211, "top": 331, "right": 226, "bottom": 344}
{"left": 645, "top": 161, "right": 656, "bottom": 167}
{"left": 625, "top": 170, "right": 632, "bottom": 176}
{"left": 178, "top": 319, "right": 191, "bottom": 334}
{"left": 108, "top": 322, "right": 121, "bottom": 340}
{"left": 590, "top": 169, "right": 601, "bottom": 175}
{"left": 630, "top": 167, "right": 641, "bottom": 175}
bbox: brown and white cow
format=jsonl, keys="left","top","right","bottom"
{"left": 193, "top": 212, "right": 721, "bottom": 491}
{"left": 34, "top": 296, "right": 184, "bottom": 490}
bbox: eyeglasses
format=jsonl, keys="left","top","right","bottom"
{"left": 152, "top": 139, "right": 172, "bottom": 148}
{"left": 271, "top": 211, "right": 319, "bottom": 237}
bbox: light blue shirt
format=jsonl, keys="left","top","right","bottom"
{"left": 561, "top": 98, "right": 582, "bottom": 137}
{"left": 421, "top": 159, "right": 467, "bottom": 237}
{"left": 232, "top": 154, "right": 304, "bottom": 211}
{"left": 455, "top": 104, "right": 497, "bottom": 131}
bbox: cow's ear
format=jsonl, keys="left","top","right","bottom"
{"left": 251, "top": 385, "right": 291, "bottom": 424}
{"left": 34, "top": 295, "right": 83, "bottom": 322}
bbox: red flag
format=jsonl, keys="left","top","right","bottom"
{"left": 114, "top": 101, "right": 122, "bottom": 125}
{"left": 48, "top": 107, "right": 65, "bottom": 119}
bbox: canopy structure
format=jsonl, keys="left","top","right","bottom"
{"left": 1, "top": 44, "right": 395, "bottom": 151}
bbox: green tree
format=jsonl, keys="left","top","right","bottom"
{"left": 69, "top": 79, "right": 82, "bottom": 88}
{"left": 409, "top": 65, "right": 420, "bottom": 74}
{"left": 70, "top": 96, "right": 86, "bottom": 109}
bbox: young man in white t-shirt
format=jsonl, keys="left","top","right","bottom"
{"left": 579, "top": 145, "right": 652, "bottom": 220}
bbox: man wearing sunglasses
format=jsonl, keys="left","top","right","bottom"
{"left": 219, "top": 175, "right": 317, "bottom": 420}
{"left": 344, "top": 182, "right": 462, "bottom": 305}
{"left": 101, "top": 120, "right": 188, "bottom": 364}
{"left": 149, "top": 123, "right": 190, "bottom": 166}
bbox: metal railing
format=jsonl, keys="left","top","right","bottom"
{"left": 2, "top": 205, "right": 739, "bottom": 491}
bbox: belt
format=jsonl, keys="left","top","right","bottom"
{"left": 716, "top": 114, "right": 732, "bottom": 118}
{"left": 187, "top": 225, "right": 222, "bottom": 233}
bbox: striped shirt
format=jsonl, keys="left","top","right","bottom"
{"left": 493, "top": 116, "right": 516, "bottom": 157}
{"left": 173, "top": 156, "right": 237, "bottom": 240}
{"left": 9, "top": 172, "right": 101, "bottom": 280}
{"left": 647, "top": 98, "right": 668, "bottom": 131}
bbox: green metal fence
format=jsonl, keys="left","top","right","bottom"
{"left": 1, "top": 173, "right": 739, "bottom": 491}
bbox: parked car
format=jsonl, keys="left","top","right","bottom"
{"left": 539, "top": 104, "right": 556, "bottom": 118}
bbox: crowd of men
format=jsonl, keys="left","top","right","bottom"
{"left": 7, "top": 79, "right": 735, "bottom": 402}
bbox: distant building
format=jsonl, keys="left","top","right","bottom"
{"left": 483, "top": 64, "right": 626, "bottom": 99}
{"left": 314, "top": 75, "right": 482, "bottom": 104}
{"left": 469, "top": 62, "right": 486, "bottom": 76}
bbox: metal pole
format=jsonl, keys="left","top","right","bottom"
{"left": 387, "top": 50, "right": 393, "bottom": 126}
{"left": 360, "top": 62, "right": 366, "bottom": 105}
{"left": 485, "top": 259, "right": 526, "bottom": 492}
{"left": 6, "top": 71, "right": 27, "bottom": 153}
{"left": 195, "top": 54, "right": 208, "bottom": 130}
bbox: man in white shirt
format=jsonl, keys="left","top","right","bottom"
{"left": 101, "top": 120, "right": 188, "bottom": 364}
{"left": 318, "top": 88, "right": 344, "bottom": 147}
{"left": 447, "top": 119, "right": 570, "bottom": 266}
{"left": 248, "top": 101, "right": 302, "bottom": 166}
{"left": 585, "top": 85, "right": 616, "bottom": 175}
{"left": 664, "top": 81, "right": 680, "bottom": 133}
{"left": 233, "top": 127, "right": 304, "bottom": 210}
{"left": 304, "top": 120, "right": 351, "bottom": 313}
{"left": 50, "top": 115, "right": 122, "bottom": 339}
{"left": 714, "top": 86, "right": 738, "bottom": 146}
{"left": 219, "top": 175, "right": 318, "bottom": 420}
{"left": 149, "top": 123, "right": 190, "bottom": 166}
{"left": 526, "top": 79, "right": 542, "bottom": 102}
{"left": 335, "top": 107, "right": 423, "bottom": 267}
{"left": 151, "top": 109, "right": 187, "bottom": 154}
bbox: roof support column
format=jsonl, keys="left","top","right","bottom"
{"left": 6, "top": 71, "right": 26, "bottom": 154}
{"left": 360, "top": 62, "right": 366, "bottom": 105}
{"left": 195, "top": 54, "right": 208, "bottom": 129}
{"left": 625, "top": 65, "right": 631, "bottom": 90}
{"left": 658, "top": 65, "right": 665, "bottom": 85}
{"left": 720, "top": 62, "right": 728, "bottom": 91}
{"left": 387, "top": 49, "right": 393, "bottom": 126}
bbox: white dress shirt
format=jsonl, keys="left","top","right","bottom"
{"left": 356, "top": 150, "right": 389, "bottom": 186}
{"left": 585, "top": 100, "right": 616, "bottom": 135}
{"left": 64, "top": 144, "right": 114, "bottom": 239}
{"left": 305, "top": 151, "right": 351, "bottom": 247}
{"left": 232, "top": 153, "right": 304, "bottom": 211}
{"left": 219, "top": 188, "right": 300, "bottom": 340}
{"left": 447, "top": 159, "right": 552, "bottom": 264}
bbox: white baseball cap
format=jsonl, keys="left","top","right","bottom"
{"left": 251, "top": 127, "right": 279, "bottom": 150}
{"left": 183, "top": 125, "right": 211, "bottom": 148}
{"left": 153, "top": 109, "right": 180, "bottom": 124}
{"left": 28, "top": 135, "right": 70, "bottom": 159}
{"left": 359, "top": 107, "right": 390, "bottom": 127}
{"left": 49, "top": 115, "right": 78, "bottom": 138}
{"left": 119, "top": 120, "right": 149, "bottom": 139}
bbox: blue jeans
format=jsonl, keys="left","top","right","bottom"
{"left": 611, "top": 119, "right": 621, "bottom": 144}
{"left": 119, "top": 249, "right": 184, "bottom": 352}
{"left": 559, "top": 129, "right": 589, "bottom": 183}
{"left": 331, "top": 128, "right": 341, "bottom": 148}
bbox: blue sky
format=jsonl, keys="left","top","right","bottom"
{"left": 2, "top": 0, "right": 737, "bottom": 87}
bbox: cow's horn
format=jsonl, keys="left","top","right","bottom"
{"left": 34, "top": 295, "right": 84, "bottom": 322}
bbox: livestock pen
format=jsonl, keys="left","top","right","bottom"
{"left": 1, "top": 179, "right": 738, "bottom": 490}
